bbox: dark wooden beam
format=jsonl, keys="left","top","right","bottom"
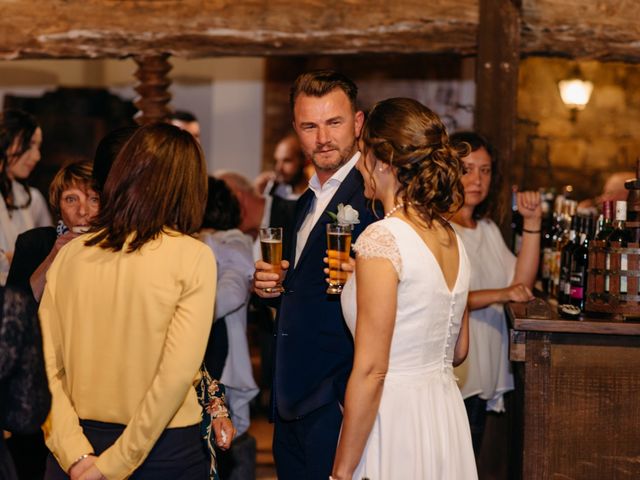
{"left": 475, "top": 0, "right": 521, "bottom": 232}
{"left": 521, "top": 0, "right": 640, "bottom": 62}
{"left": 1, "top": 0, "right": 639, "bottom": 61}
{"left": 0, "top": 0, "right": 478, "bottom": 60}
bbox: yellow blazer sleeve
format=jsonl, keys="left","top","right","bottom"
{"left": 39, "top": 273, "right": 95, "bottom": 471}
{"left": 94, "top": 246, "right": 216, "bottom": 479}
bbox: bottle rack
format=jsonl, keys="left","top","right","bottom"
{"left": 586, "top": 240, "right": 640, "bottom": 318}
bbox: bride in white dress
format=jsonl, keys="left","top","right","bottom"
{"left": 331, "top": 98, "right": 477, "bottom": 480}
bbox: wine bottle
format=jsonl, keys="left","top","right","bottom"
{"left": 569, "top": 216, "right": 594, "bottom": 310}
{"left": 606, "top": 201, "right": 633, "bottom": 295}
{"left": 540, "top": 191, "right": 556, "bottom": 295}
{"left": 511, "top": 186, "right": 523, "bottom": 255}
{"left": 551, "top": 198, "right": 572, "bottom": 297}
{"left": 595, "top": 201, "right": 614, "bottom": 241}
{"left": 624, "top": 158, "right": 640, "bottom": 243}
{"left": 559, "top": 215, "right": 580, "bottom": 304}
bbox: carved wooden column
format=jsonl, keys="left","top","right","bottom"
{"left": 475, "top": 0, "right": 521, "bottom": 237}
{"left": 133, "top": 54, "right": 173, "bottom": 125}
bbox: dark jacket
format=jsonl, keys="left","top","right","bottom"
{"left": 6, "top": 227, "right": 56, "bottom": 300}
{"left": 273, "top": 166, "right": 377, "bottom": 420}
{"left": 267, "top": 184, "right": 298, "bottom": 262}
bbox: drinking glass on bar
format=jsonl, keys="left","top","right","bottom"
{"left": 259, "top": 227, "right": 285, "bottom": 294}
{"left": 326, "top": 223, "right": 352, "bottom": 294}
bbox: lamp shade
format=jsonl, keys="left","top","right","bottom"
{"left": 558, "top": 78, "right": 594, "bottom": 110}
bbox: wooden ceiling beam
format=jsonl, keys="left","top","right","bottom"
{"left": 0, "top": 0, "right": 477, "bottom": 59}
{"left": 521, "top": 0, "right": 640, "bottom": 62}
{"left": 1, "top": 1, "right": 637, "bottom": 62}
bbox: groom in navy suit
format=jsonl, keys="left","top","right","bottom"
{"left": 254, "top": 70, "right": 377, "bottom": 480}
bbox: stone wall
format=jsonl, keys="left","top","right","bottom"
{"left": 515, "top": 57, "right": 640, "bottom": 201}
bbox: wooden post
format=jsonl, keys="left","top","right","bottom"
{"left": 132, "top": 54, "right": 172, "bottom": 125}
{"left": 475, "top": 0, "right": 521, "bottom": 237}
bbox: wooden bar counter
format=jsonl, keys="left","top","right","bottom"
{"left": 506, "top": 300, "right": 640, "bottom": 480}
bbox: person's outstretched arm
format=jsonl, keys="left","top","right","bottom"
{"left": 512, "top": 190, "right": 542, "bottom": 289}
{"left": 468, "top": 191, "right": 541, "bottom": 311}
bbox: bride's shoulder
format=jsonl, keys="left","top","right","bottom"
{"left": 354, "top": 220, "right": 403, "bottom": 276}
{"left": 358, "top": 218, "right": 398, "bottom": 242}
{"left": 355, "top": 219, "right": 400, "bottom": 258}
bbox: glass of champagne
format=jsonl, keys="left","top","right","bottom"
{"left": 259, "top": 227, "right": 285, "bottom": 294}
{"left": 326, "top": 223, "right": 352, "bottom": 294}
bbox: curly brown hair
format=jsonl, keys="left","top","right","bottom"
{"left": 361, "top": 97, "right": 467, "bottom": 227}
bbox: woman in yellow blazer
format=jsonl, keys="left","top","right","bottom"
{"left": 39, "top": 123, "right": 218, "bottom": 480}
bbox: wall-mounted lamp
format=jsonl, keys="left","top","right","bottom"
{"left": 558, "top": 67, "right": 593, "bottom": 122}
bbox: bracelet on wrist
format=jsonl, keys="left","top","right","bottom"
{"left": 69, "top": 453, "right": 92, "bottom": 472}
{"left": 522, "top": 228, "right": 541, "bottom": 234}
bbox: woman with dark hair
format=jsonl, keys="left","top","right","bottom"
{"left": 92, "top": 126, "right": 138, "bottom": 192}
{"left": 39, "top": 123, "right": 219, "bottom": 480}
{"left": 199, "top": 176, "right": 256, "bottom": 474}
{"left": 0, "top": 109, "right": 52, "bottom": 285}
{"left": 331, "top": 98, "right": 476, "bottom": 479}
{"left": 449, "top": 131, "right": 540, "bottom": 456}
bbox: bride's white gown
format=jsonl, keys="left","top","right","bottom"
{"left": 341, "top": 217, "right": 478, "bottom": 480}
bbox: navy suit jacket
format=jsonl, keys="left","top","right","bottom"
{"left": 272, "top": 166, "right": 377, "bottom": 420}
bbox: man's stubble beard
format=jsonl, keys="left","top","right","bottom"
{"left": 310, "top": 138, "right": 358, "bottom": 174}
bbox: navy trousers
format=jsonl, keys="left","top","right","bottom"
{"left": 44, "top": 420, "right": 208, "bottom": 480}
{"left": 273, "top": 401, "right": 343, "bottom": 480}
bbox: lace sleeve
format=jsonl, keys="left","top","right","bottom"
{"left": 353, "top": 223, "right": 402, "bottom": 277}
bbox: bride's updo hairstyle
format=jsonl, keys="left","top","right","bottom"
{"left": 361, "top": 97, "right": 467, "bottom": 227}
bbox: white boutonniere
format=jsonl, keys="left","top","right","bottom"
{"left": 327, "top": 203, "right": 360, "bottom": 225}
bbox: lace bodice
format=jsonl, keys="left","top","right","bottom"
{"left": 341, "top": 217, "right": 470, "bottom": 371}
{"left": 352, "top": 222, "right": 403, "bottom": 278}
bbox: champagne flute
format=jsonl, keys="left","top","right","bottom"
{"left": 326, "top": 223, "right": 352, "bottom": 294}
{"left": 259, "top": 227, "right": 285, "bottom": 294}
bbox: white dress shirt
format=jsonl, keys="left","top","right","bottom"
{"left": 295, "top": 152, "right": 360, "bottom": 266}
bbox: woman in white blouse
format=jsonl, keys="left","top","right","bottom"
{"left": 449, "top": 131, "right": 541, "bottom": 459}
{"left": 0, "top": 110, "right": 52, "bottom": 285}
